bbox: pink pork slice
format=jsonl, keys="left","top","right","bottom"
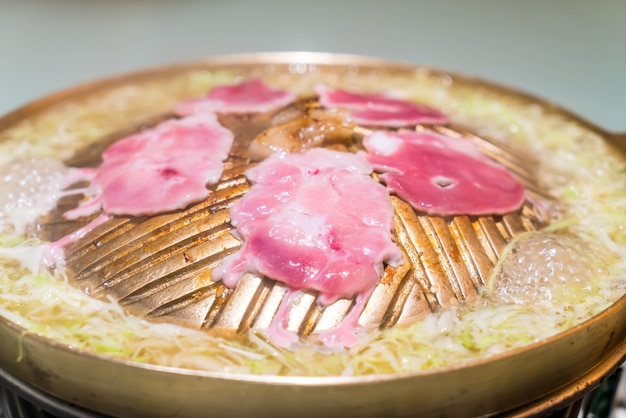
{"left": 212, "top": 148, "right": 403, "bottom": 307}
{"left": 315, "top": 84, "right": 448, "bottom": 127}
{"left": 176, "top": 78, "right": 298, "bottom": 116}
{"left": 65, "top": 113, "right": 234, "bottom": 218}
{"left": 363, "top": 130, "right": 525, "bottom": 216}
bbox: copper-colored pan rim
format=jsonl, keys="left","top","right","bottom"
{"left": 1, "top": 291, "right": 625, "bottom": 387}
{"left": 0, "top": 51, "right": 624, "bottom": 387}
{"left": 1, "top": 51, "right": 622, "bottom": 143}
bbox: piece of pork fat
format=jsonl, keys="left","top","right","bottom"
{"left": 315, "top": 84, "right": 448, "bottom": 127}
{"left": 175, "top": 78, "right": 298, "bottom": 116}
{"left": 64, "top": 112, "right": 234, "bottom": 219}
{"left": 363, "top": 130, "right": 526, "bottom": 216}
{"left": 248, "top": 103, "right": 356, "bottom": 161}
{"left": 212, "top": 148, "right": 403, "bottom": 348}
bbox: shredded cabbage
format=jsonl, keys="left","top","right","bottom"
{"left": 0, "top": 67, "right": 624, "bottom": 377}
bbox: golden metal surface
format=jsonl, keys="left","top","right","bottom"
{"left": 37, "top": 105, "right": 550, "bottom": 338}
{"left": 0, "top": 52, "right": 624, "bottom": 417}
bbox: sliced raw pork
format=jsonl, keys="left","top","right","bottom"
{"left": 363, "top": 130, "right": 525, "bottom": 216}
{"left": 65, "top": 113, "right": 234, "bottom": 218}
{"left": 176, "top": 78, "right": 297, "bottom": 116}
{"left": 315, "top": 84, "right": 448, "bottom": 127}
{"left": 213, "top": 148, "right": 403, "bottom": 307}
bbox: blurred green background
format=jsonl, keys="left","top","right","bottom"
{"left": 1, "top": 0, "right": 624, "bottom": 131}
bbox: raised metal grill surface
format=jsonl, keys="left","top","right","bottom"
{"left": 38, "top": 106, "right": 551, "bottom": 338}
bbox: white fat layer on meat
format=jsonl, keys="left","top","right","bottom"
{"left": 365, "top": 131, "right": 403, "bottom": 156}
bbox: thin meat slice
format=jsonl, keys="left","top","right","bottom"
{"left": 213, "top": 148, "right": 403, "bottom": 308}
{"left": 315, "top": 84, "right": 448, "bottom": 127}
{"left": 363, "top": 130, "right": 525, "bottom": 216}
{"left": 65, "top": 113, "right": 234, "bottom": 218}
{"left": 176, "top": 78, "right": 297, "bottom": 116}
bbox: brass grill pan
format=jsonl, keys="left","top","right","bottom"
{"left": 38, "top": 100, "right": 552, "bottom": 338}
